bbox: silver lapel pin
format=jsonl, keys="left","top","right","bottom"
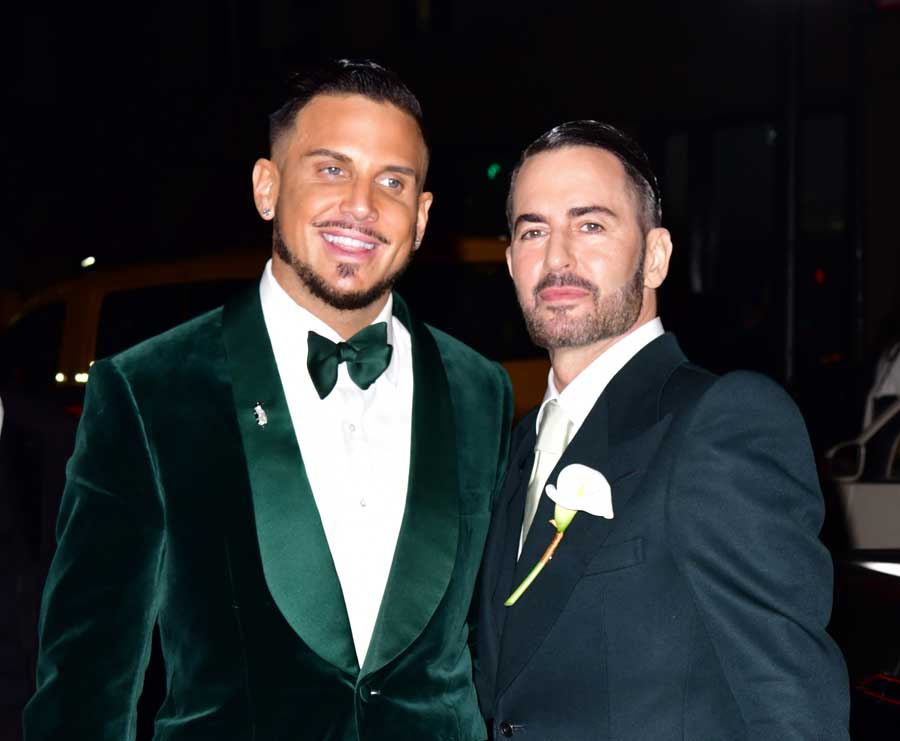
{"left": 253, "top": 402, "right": 268, "bottom": 428}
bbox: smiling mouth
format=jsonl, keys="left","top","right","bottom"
{"left": 322, "top": 233, "right": 377, "bottom": 251}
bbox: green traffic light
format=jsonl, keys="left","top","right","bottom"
{"left": 487, "top": 162, "right": 502, "bottom": 180}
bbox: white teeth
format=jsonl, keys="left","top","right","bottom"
{"left": 323, "top": 233, "right": 376, "bottom": 250}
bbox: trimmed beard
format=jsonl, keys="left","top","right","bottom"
{"left": 272, "top": 220, "right": 413, "bottom": 312}
{"left": 520, "top": 249, "right": 645, "bottom": 350}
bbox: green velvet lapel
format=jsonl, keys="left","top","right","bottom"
{"left": 222, "top": 287, "right": 358, "bottom": 676}
{"left": 361, "top": 293, "right": 460, "bottom": 678}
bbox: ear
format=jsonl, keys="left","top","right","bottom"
{"left": 505, "top": 244, "right": 513, "bottom": 278}
{"left": 643, "top": 227, "right": 673, "bottom": 290}
{"left": 413, "top": 191, "right": 433, "bottom": 250}
{"left": 252, "top": 158, "right": 279, "bottom": 220}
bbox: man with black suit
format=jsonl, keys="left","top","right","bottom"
{"left": 25, "top": 60, "right": 511, "bottom": 740}
{"left": 476, "top": 121, "right": 849, "bottom": 739}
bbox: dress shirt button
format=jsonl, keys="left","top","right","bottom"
{"left": 348, "top": 423, "right": 356, "bottom": 433}
{"left": 499, "top": 721, "right": 513, "bottom": 737}
{"left": 360, "top": 498, "right": 367, "bottom": 507}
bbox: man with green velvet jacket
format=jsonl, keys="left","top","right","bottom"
{"left": 24, "top": 60, "right": 511, "bottom": 740}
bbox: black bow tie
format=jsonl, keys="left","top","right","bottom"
{"left": 306, "top": 323, "right": 393, "bottom": 399}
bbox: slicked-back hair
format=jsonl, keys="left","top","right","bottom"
{"left": 268, "top": 58, "right": 428, "bottom": 171}
{"left": 506, "top": 121, "right": 662, "bottom": 235}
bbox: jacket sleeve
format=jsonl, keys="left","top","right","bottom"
{"left": 24, "top": 359, "right": 164, "bottom": 741}
{"left": 469, "top": 362, "right": 513, "bottom": 706}
{"left": 667, "top": 371, "right": 849, "bottom": 740}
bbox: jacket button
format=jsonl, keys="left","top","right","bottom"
{"left": 499, "top": 721, "right": 513, "bottom": 737}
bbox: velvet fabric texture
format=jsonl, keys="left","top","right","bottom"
{"left": 476, "top": 334, "right": 850, "bottom": 740}
{"left": 24, "top": 288, "right": 512, "bottom": 740}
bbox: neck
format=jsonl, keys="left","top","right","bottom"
{"left": 272, "top": 260, "right": 388, "bottom": 339}
{"left": 549, "top": 313, "right": 656, "bottom": 392}
{"left": 315, "top": 301, "right": 387, "bottom": 340}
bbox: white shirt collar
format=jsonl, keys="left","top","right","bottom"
{"left": 259, "top": 259, "right": 400, "bottom": 386}
{"left": 536, "top": 317, "right": 665, "bottom": 436}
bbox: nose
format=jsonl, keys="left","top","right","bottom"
{"left": 340, "top": 179, "right": 378, "bottom": 222}
{"left": 544, "top": 231, "right": 573, "bottom": 271}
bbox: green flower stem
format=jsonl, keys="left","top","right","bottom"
{"left": 504, "top": 530, "right": 565, "bottom": 606}
{"left": 553, "top": 503, "right": 578, "bottom": 532}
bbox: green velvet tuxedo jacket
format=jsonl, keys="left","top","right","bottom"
{"left": 477, "top": 334, "right": 849, "bottom": 740}
{"left": 24, "top": 288, "right": 512, "bottom": 741}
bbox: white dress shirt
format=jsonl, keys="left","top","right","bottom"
{"left": 259, "top": 260, "right": 413, "bottom": 667}
{"left": 531, "top": 317, "right": 665, "bottom": 467}
{"left": 519, "top": 317, "right": 664, "bottom": 544}
{"left": 520, "top": 319, "right": 664, "bottom": 547}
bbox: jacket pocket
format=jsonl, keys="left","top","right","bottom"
{"left": 582, "top": 537, "right": 644, "bottom": 575}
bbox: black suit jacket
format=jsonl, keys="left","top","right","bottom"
{"left": 476, "top": 334, "right": 849, "bottom": 740}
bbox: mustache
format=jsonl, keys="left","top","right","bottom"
{"left": 534, "top": 272, "right": 599, "bottom": 298}
{"left": 312, "top": 220, "right": 390, "bottom": 245}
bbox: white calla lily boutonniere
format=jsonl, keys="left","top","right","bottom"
{"left": 505, "top": 464, "right": 614, "bottom": 606}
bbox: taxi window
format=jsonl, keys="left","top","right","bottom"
{"left": 96, "top": 280, "right": 250, "bottom": 359}
{"left": 0, "top": 301, "right": 66, "bottom": 391}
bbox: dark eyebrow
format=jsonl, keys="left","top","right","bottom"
{"left": 304, "top": 148, "right": 352, "bottom": 162}
{"left": 512, "top": 213, "right": 546, "bottom": 231}
{"left": 569, "top": 205, "right": 619, "bottom": 220}
{"left": 513, "top": 205, "right": 620, "bottom": 232}
{"left": 304, "top": 149, "right": 419, "bottom": 183}
{"left": 384, "top": 164, "right": 417, "bottom": 178}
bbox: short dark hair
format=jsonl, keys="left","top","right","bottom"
{"left": 268, "top": 58, "right": 427, "bottom": 163}
{"left": 506, "top": 120, "right": 662, "bottom": 235}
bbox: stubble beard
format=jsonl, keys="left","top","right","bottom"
{"left": 272, "top": 220, "right": 414, "bottom": 312}
{"left": 520, "top": 252, "right": 645, "bottom": 350}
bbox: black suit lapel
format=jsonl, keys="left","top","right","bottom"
{"left": 489, "top": 420, "right": 537, "bottom": 608}
{"left": 478, "top": 415, "right": 536, "bottom": 704}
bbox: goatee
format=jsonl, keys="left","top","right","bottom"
{"left": 520, "top": 257, "right": 645, "bottom": 349}
{"left": 272, "top": 221, "right": 412, "bottom": 311}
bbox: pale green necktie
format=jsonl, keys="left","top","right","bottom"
{"left": 520, "top": 399, "right": 572, "bottom": 557}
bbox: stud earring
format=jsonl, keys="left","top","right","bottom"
{"left": 262, "top": 208, "right": 272, "bottom": 217}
